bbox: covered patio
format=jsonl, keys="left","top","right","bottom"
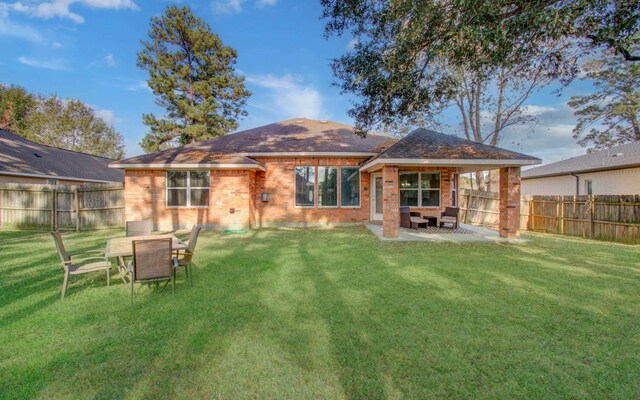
{"left": 360, "top": 129, "right": 540, "bottom": 240}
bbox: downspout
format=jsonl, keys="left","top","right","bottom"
{"left": 570, "top": 173, "right": 579, "bottom": 195}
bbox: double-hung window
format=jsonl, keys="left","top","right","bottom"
{"left": 166, "top": 171, "right": 210, "bottom": 207}
{"left": 451, "top": 173, "right": 458, "bottom": 207}
{"left": 340, "top": 167, "right": 360, "bottom": 207}
{"left": 295, "top": 166, "right": 315, "bottom": 207}
{"left": 399, "top": 172, "right": 441, "bottom": 208}
{"left": 318, "top": 166, "right": 338, "bottom": 207}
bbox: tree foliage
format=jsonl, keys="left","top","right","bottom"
{"left": 137, "top": 5, "right": 251, "bottom": 153}
{"left": 569, "top": 50, "right": 640, "bottom": 151}
{"left": 321, "top": 0, "right": 639, "bottom": 133}
{"left": 0, "top": 83, "right": 125, "bottom": 159}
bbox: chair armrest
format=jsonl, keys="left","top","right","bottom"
{"left": 72, "top": 256, "right": 109, "bottom": 264}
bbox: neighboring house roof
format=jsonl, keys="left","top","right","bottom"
{"left": 0, "top": 129, "right": 124, "bottom": 183}
{"left": 110, "top": 118, "right": 541, "bottom": 172}
{"left": 522, "top": 141, "right": 640, "bottom": 179}
{"left": 360, "top": 128, "right": 540, "bottom": 171}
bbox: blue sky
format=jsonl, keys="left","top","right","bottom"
{"left": 0, "top": 0, "right": 594, "bottom": 163}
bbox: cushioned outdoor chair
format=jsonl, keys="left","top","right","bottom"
{"left": 51, "top": 231, "right": 110, "bottom": 299}
{"left": 440, "top": 207, "right": 460, "bottom": 229}
{"left": 125, "top": 220, "right": 152, "bottom": 237}
{"left": 174, "top": 225, "right": 202, "bottom": 283}
{"left": 128, "top": 238, "right": 177, "bottom": 304}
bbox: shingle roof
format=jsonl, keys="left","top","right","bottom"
{"left": 0, "top": 129, "right": 124, "bottom": 182}
{"left": 522, "top": 141, "right": 640, "bottom": 179}
{"left": 372, "top": 128, "right": 540, "bottom": 161}
{"left": 113, "top": 118, "right": 397, "bottom": 166}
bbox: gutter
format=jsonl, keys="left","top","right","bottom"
{"left": 570, "top": 173, "right": 579, "bottom": 195}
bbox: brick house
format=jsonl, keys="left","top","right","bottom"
{"left": 110, "top": 118, "right": 540, "bottom": 239}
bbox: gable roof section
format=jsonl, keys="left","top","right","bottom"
{"left": 360, "top": 128, "right": 540, "bottom": 171}
{"left": 111, "top": 118, "right": 397, "bottom": 168}
{"left": 0, "top": 129, "right": 124, "bottom": 183}
{"left": 522, "top": 141, "right": 640, "bottom": 179}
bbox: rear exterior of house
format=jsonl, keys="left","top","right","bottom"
{"left": 522, "top": 141, "right": 640, "bottom": 195}
{"left": 111, "top": 118, "right": 540, "bottom": 239}
{"left": 0, "top": 129, "right": 124, "bottom": 185}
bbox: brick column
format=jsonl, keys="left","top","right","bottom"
{"left": 499, "top": 167, "right": 521, "bottom": 239}
{"left": 382, "top": 165, "right": 399, "bottom": 238}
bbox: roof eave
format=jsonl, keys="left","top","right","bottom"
{"left": 522, "top": 163, "right": 640, "bottom": 179}
{"left": 109, "top": 162, "right": 267, "bottom": 172}
{"left": 359, "top": 158, "right": 541, "bottom": 172}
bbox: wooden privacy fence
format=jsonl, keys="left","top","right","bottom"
{"left": 459, "top": 189, "right": 640, "bottom": 244}
{"left": 459, "top": 189, "right": 531, "bottom": 230}
{"left": 529, "top": 195, "right": 640, "bottom": 244}
{"left": 0, "top": 182, "right": 124, "bottom": 231}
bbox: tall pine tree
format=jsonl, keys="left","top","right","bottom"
{"left": 137, "top": 5, "right": 251, "bottom": 153}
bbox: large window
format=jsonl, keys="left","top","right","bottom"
{"left": 166, "top": 171, "right": 210, "bottom": 207}
{"left": 399, "top": 172, "right": 441, "bottom": 208}
{"left": 340, "top": 167, "right": 360, "bottom": 207}
{"left": 318, "top": 166, "right": 338, "bottom": 207}
{"left": 295, "top": 166, "right": 315, "bottom": 207}
{"left": 451, "top": 173, "right": 458, "bottom": 207}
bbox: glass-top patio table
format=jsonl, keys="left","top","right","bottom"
{"left": 105, "top": 234, "right": 188, "bottom": 283}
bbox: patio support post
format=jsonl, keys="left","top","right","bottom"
{"left": 382, "top": 165, "right": 399, "bottom": 238}
{"left": 499, "top": 167, "right": 521, "bottom": 239}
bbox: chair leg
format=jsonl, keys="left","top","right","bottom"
{"left": 130, "top": 280, "right": 134, "bottom": 305}
{"left": 172, "top": 271, "right": 175, "bottom": 297}
{"left": 106, "top": 268, "right": 110, "bottom": 287}
{"left": 61, "top": 271, "right": 69, "bottom": 300}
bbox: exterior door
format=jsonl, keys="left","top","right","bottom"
{"left": 371, "top": 173, "right": 384, "bottom": 221}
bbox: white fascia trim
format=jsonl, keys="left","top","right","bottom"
{"left": 242, "top": 152, "right": 377, "bottom": 157}
{"left": 360, "top": 158, "right": 541, "bottom": 172}
{"left": 0, "top": 170, "right": 115, "bottom": 183}
{"left": 109, "top": 163, "right": 266, "bottom": 171}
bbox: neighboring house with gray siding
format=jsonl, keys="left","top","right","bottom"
{"left": 0, "top": 129, "right": 124, "bottom": 185}
{"left": 522, "top": 141, "right": 640, "bottom": 195}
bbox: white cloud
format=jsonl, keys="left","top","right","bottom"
{"left": 52, "top": 41, "right": 62, "bottom": 48}
{"left": 246, "top": 73, "right": 323, "bottom": 119}
{"left": 211, "top": 0, "right": 242, "bottom": 14}
{"left": 18, "top": 56, "right": 70, "bottom": 71}
{"left": 211, "top": 0, "right": 275, "bottom": 14}
{"left": 94, "top": 108, "right": 122, "bottom": 125}
{"left": 104, "top": 53, "right": 115, "bottom": 66}
{"left": 125, "top": 80, "right": 150, "bottom": 92}
{"left": 521, "top": 105, "right": 557, "bottom": 116}
{"left": 346, "top": 38, "right": 358, "bottom": 50}
{"left": 0, "top": 0, "right": 138, "bottom": 24}
{"left": 0, "top": 16, "right": 43, "bottom": 42}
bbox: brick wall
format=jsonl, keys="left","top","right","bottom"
{"left": 124, "top": 169, "right": 255, "bottom": 230}
{"left": 499, "top": 167, "right": 521, "bottom": 239}
{"left": 252, "top": 157, "right": 371, "bottom": 226}
{"left": 382, "top": 165, "right": 399, "bottom": 238}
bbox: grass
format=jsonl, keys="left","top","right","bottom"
{"left": 1, "top": 226, "right": 639, "bottom": 399}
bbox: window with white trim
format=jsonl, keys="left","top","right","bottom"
{"left": 451, "top": 173, "right": 458, "bottom": 207}
{"left": 166, "top": 171, "right": 210, "bottom": 207}
{"left": 295, "top": 166, "right": 315, "bottom": 207}
{"left": 318, "top": 166, "right": 338, "bottom": 207}
{"left": 399, "top": 172, "right": 441, "bottom": 207}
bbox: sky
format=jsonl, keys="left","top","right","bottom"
{"left": 0, "top": 0, "right": 597, "bottom": 164}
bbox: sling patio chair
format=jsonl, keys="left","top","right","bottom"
{"left": 174, "top": 225, "right": 202, "bottom": 283}
{"left": 125, "top": 220, "right": 152, "bottom": 237}
{"left": 51, "top": 231, "right": 111, "bottom": 300}
{"left": 128, "top": 238, "right": 177, "bottom": 304}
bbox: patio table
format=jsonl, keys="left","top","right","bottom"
{"left": 105, "top": 234, "right": 188, "bottom": 283}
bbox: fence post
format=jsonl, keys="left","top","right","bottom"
{"left": 530, "top": 199, "right": 535, "bottom": 231}
{"left": 589, "top": 194, "right": 595, "bottom": 238}
{"left": 74, "top": 187, "right": 80, "bottom": 232}
{"left": 465, "top": 191, "right": 472, "bottom": 224}
{"left": 52, "top": 186, "right": 57, "bottom": 231}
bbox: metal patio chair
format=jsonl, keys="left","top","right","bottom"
{"left": 51, "top": 231, "right": 110, "bottom": 300}
{"left": 174, "top": 225, "right": 202, "bottom": 283}
{"left": 126, "top": 220, "right": 152, "bottom": 237}
{"left": 128, "top": 238, "right": 177, "bottom": 304}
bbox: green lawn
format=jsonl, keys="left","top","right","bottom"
{"left": 1, "top": 227, "right": 639, "bottom": 399}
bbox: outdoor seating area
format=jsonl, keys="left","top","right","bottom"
{"left": 400, "top": 206, "right": 460, "bottom": 232}
{"left": 50, "top": 221, "right": 202, "bottom": 301}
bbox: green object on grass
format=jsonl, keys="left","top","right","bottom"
{"left": 222, "top": 229, "right": 248, "bottom": 235}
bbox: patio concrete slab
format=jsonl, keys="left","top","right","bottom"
{"left": 364, "top": 223, "right": 527, "bottom": 243}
